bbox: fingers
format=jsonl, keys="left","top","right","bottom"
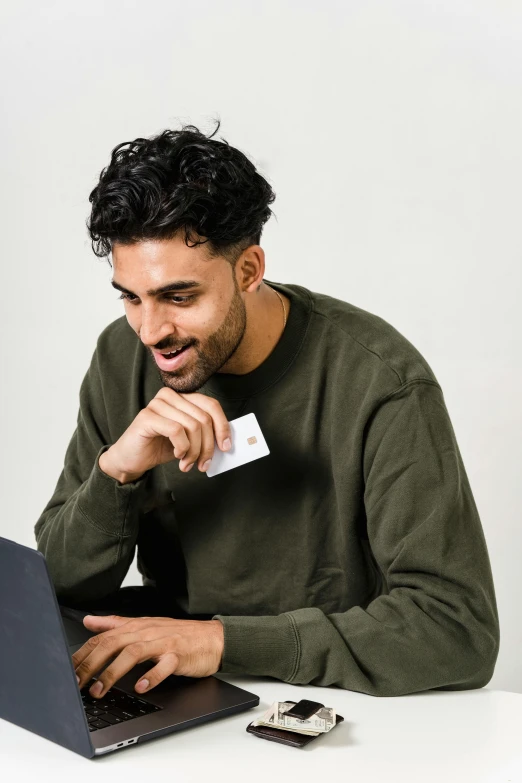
{"left": 179, "top": 393, "right": 233, "bottom": 452}
{"left": 74, "top": 616, "right": 166, "bottom": 662}
{"left": 73, "top": 617, "right": 221, "bottom": 696}
{"left": 156, "top": 387, "right": 232, "bottom": 451}
{"left": 147, "top": 396, "right": 212, "bottom": 472}
{"left": 138, "top": 410, "right": 193, "bottom": 466}
{"left": 72, "top": 617, "right": 133, "bottom": 668}
{"left": 82, "top": 614, "right": 132, "bottom": 633}
{"left": 75, "top": 629, "right": 171, "bottom": 696}
{"left": 166, "top": 397, "right": 218, "bottom": 472}
{"left": 73, "top": 617, "right": 178, "bottom": 681}
{"left": 103, "top": 637, "right": 177, "bottom": 697}
{"left": 74, "top": 630, "right": 135, "bottom": 689}
{"left": 134, "top": 651, "right": 180, "bottom": 694}
{"left": 152, "top": 388, "right": 233, "bottom": 472}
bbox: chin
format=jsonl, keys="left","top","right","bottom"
{"left": 159, "top": 370, "right": 206, "bottom": 394}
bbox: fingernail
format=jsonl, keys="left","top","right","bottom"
{"left": 76, "top": 675, "right": 80, "bottom": 684}
{"left": 200, "top": 459, "right": 212, "bottom": 472}
{"left": 185, "top": 463, "right": 194, "bottom": 472}
{"left": 90, "top": 681, "right": 103, "bottom": 696}
{"left": 223, "top": 438, "right": 231, "bottom": 450}
{"left": 136, "top": 679, "right": 149, "bottom": 691}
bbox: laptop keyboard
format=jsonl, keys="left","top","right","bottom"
{"left": 81, "top": 677, "right": 163, "bottom": 732}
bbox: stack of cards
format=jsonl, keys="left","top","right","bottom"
{"left": 251, "top": 701, "right": 336, "bottom": 737}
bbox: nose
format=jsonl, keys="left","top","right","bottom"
{"left": 139, "top": 302, "right": 176, "bottom": 348}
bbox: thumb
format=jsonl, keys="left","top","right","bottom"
{"left": 82, "top": 614, "right": 127, "bottom": 629}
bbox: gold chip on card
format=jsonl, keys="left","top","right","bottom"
{"left": 247, "top": 436, "right": 257, "bottom": 445}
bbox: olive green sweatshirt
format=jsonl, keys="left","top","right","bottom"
{"left": 34, "top": 279, "right": 500, "bottom": 696}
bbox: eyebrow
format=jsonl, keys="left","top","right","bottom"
{"left": 111, "top": 279, "right": 203, "bottom": 296}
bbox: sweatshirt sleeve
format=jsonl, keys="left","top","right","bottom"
{"left": 212, "top": 380, "right": 500, "bottom": 695}
{"left": 34, "top": 337, "right": 150, "bottom": 607}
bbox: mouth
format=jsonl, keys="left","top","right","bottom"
{"left": 153, "top": 344, "right": 193, "bottom": 371}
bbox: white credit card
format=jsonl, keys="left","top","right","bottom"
{"left": 206, "top": 412, "right": 270, "bottom": 478}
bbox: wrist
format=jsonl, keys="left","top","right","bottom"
{"left": 98, "top": 449, "right": 144, "bottom": 485}
{"left": 210, "top": 619, "right": 225, "bottom": 670}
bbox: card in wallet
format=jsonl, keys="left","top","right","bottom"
{"left": 246, "top": 700, "right": 344, "bottom": 748}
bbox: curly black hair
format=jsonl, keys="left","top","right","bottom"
{"left": 86, "top": 119, "right": 276, "bottom": 266}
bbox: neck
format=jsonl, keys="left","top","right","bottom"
{"left": 218, "top": 282, "right": 290, "bottom": 375}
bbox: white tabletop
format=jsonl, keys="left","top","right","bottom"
{"left": 0, "top": 674, "right": 520, "bottom": 782}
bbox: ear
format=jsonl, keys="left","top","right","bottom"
{"left": 238, "top": 245, "right": 266, "bottom": 294}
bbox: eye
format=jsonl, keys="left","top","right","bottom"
{"left": 117, "top": 294, "right": 195, "bottom": 304}
{"left": 166, "top": 295, "right": 195, "bottom": 304}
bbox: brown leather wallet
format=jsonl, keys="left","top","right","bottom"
{"left": 246, "top": 700, "right": 345, "bottom": 748}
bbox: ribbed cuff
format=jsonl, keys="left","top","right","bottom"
{"left": 77, "top": 445, "right": 150, "bottom": 537}
{"left": 211, "top": 612, "right": 300, "bottom": 681}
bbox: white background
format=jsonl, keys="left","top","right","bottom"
{"left": 0, "top": 0, "right": 520, "bottom": 693}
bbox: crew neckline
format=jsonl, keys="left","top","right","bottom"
{"left": 200, "top": 279, "right": 312, "bottom": 400}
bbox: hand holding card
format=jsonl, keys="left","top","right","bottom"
{"left": 206, "top": 413, "right": 270, "bottom": 477}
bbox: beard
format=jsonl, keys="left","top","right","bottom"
{"left": 151, "top": 277, "right": 247, "bottom": 394}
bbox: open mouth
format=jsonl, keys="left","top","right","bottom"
{"left": 161, "top": 345, "right": 189, "bottom": 358}
{"left": 153, "top": 343, "right": 194, "bottom": 370}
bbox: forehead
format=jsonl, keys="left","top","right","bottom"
{"left": 111, "top": 237, "right": 214, "bottom": 285}
{"left": 112, "top": 238, "right": 210, "bottom": 272}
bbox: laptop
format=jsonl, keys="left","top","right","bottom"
{"left": 0, "top": 536, "right": 260, "bottom": 758}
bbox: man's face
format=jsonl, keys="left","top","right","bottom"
{"left": 111, "top": 236, "right": 247, "bottom": 393}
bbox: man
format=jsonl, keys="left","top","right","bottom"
{"left": 35, "top": 121, "right": 500, "bottom": 702}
